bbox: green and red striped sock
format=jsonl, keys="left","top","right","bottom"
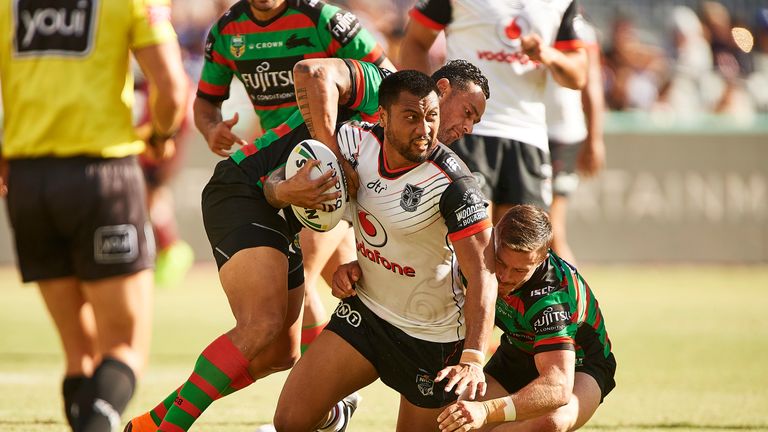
{"left": 145, "top": 386, "right": 180, "bottom": 427}
{"left": 158, "top": 334, "right": 254, "bottom": 432}
{"left": 300, "top": 321, "right": 327, "bottom": 354}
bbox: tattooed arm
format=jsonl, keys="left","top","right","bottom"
{"left": 292, "top": 58, "right": 359, "bottom": 193}
{"left": 292, "top": 58, "right": 354, "bottom": 157}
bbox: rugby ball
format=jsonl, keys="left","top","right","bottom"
{"left": 285, "top": 139, "right": 348, "bottom": 232}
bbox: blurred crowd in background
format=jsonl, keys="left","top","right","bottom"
{"left": 170, "top": 0, "right": 768, "bottom": 123}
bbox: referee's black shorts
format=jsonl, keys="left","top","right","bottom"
{"left": 7, "top": 156, "right": 154, "bottom": 282}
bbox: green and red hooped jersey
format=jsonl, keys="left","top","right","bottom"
{"left": 229, "top": 59, "right": 389, "bottom": 190}
{"left": 197, "top": 0, "right": 387, "bottom": 132}
{"left": 495, "top": 251, "right": 613, "bottom": 363}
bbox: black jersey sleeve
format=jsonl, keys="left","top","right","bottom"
{"left": 440, "top": 177, "right": 491, "bottom": 242}
{"left": 554, "top": 0, "right": 584, "bottom": 51}
{"left": 409, "top": 0, "right": 452, "bottom": 30}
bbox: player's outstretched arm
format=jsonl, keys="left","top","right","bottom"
{"left": 438, "top": 350, "right": 575, "bottom": 431}
{"left": 436, "top": 227, "right": 497, "bottom": 400}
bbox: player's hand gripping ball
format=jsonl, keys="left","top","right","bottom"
{"left": 286, "top": 139, "right": 348, "bottom": 232}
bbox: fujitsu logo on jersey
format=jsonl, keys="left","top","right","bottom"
{"left": 533, "top": 306, "right": 571, "bottom": 332}
{"left": 330, "top": 11, "right": 361, "bottom": 46}
{"left": 240, "top": 62, "right": 294, "bottom": 93}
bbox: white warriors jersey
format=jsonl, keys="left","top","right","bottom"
{"left": 337, "top": 122, "right": 492, "bottom": 343}
{"left": 410, "top": 0, "right": 584, "bottom": 151}
{"left": 545, "top": 20, "right": 598, "bottom": 144}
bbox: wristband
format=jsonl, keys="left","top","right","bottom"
{"left": 459, "top": 349, "right": 485, "bottom": 368}
{"left": 148, "top": 129, "right": 177, "bottom": 148}
{"left": 482, "top": 396, "right": 516, "bottom": 423}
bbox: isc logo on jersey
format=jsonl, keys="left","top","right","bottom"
{"left": 286, "top": 140, "right": 348, "bottom": 232}
{"left": 14, "top": 0, "right": 96, "bottom": 55}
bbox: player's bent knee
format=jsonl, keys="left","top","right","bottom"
{"left": 273, "top": 407, "right": 316, "bottom": 432}
{"left": 535, "top": 410, "right": 577, "bottom": 432}
{"left": 234, "top": 311, "right": 286, "bottom": 346}
{"left": 270, "top": 349, "right": 300, "bottom": 373}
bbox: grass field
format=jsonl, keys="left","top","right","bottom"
{"left": 1, "top": 264, "right": 767, "bottom": 431}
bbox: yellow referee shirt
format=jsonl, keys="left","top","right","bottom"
{"left": 0, "top": 0, "right": 177, "bottom": 158}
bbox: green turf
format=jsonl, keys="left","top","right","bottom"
{"left": 1, "top": 265, "right": 767, "bottom": 431}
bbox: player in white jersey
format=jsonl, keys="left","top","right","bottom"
{"left": 272, "top": 70, "right": 497, "bottom": 432}
{"left": 545, "top": 18, "right": 605, "bottom": 264}
{"left": 401, "top": 0, "right": 588, "bottom": 221}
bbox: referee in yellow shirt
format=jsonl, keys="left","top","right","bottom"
{"left": 0, "top": 1, "right": 187, "bottom": 430}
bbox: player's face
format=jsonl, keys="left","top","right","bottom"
{"left": 494, "top": 242, "right": 547, "bottom": 295}
{"left": 381, "top": 91, "right": 440, "bottom": 165}
{"left": 437, "top": 82, "right": 486, "bottom": 145}
{"left": 248, "top": 0, "right": 285, "bottom": 13}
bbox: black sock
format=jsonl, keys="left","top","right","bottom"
{"left": 63, "top": 375, "right": 88, "bottom": 429}
{"left": 75, "top": 357, "right": 136, "bottom": 432}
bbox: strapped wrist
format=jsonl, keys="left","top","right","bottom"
{"left": 482, "top": 396, "right": 516, "bottom": 423}
{"left": 460, "top": 349, "right": 485, "bottom": 368}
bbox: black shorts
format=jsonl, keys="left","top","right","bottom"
{"left": 6, "top": 156, "right": 154, "bottom": 282}
{"left": 451, "top": 134, "right": 552, "bottom": 209}
{"left": 201, "top": 159, "right": 304, "bottom": 290}
{"left": 484, "top": 337, "right": 616, "bottom": 402}
{"left": 549, "top": 139, "right": 582, "bottom": 197}
{"left": 325, "top": 296, "right": 464, "bottom": 408}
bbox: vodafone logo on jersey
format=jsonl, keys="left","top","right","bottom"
{"left": 357, "top": 210, "right": 387, "bottom": 247}
{"left": 497, "top": 15, "right": 531, "bottom": 49}
{"left": 477, "top": 13, "right": 538, "bottom": 65}
{"left": 355, "top": 208, "right": 415, "bottom": 277}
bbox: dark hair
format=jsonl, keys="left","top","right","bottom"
{"left": 378, "top": 70, "right": 439, "bottom": 111}
{"left": 431, "top": 59, "right": 491, "bottom": 100}
{"left": 495, "top": 205, "right": 552, "bottom": 254}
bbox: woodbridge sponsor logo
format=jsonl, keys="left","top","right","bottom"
{"left": 356, "top": 241, "right": 415, "bottom": 277}
{"left": 533, "top": 306, "right": 570, "bottom": 332}
{"left": 455, "top": 203, "right": 485, "bottom": 222}
{"left": 477, "top": 49, "right": 540, "bottom": 65}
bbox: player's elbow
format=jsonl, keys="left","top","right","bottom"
{"left": 548, "top": 374, "right": 572, "bottom": 408}
{"left": 552, "top": 386, "right": 571, "bottom": 408}
{"left": 293, "top": 59, "right": 329, "bottom": 82}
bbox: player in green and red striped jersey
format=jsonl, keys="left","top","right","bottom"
{"left": 438, "top": 205, "right": 616, "bottom": 432}
{"left": 195, "top": 0, "right": 391, "bottom": 156}
{"left": 193, "top": 0, "right": 394, "bottom": 379}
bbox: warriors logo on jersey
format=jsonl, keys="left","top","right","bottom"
{"left": 400, "top": 184, "right": 424, "bottom": 212}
